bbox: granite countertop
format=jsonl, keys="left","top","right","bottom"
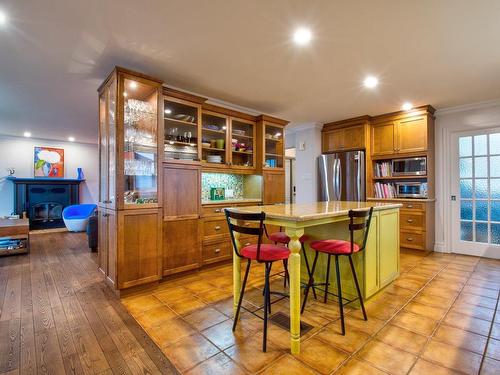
{"left": 366, "top": 197, "right": 436, "bottom": 202}
{"left": 201, "top": 198, "right": 262, "bottom": 206}
{"left": 230, "top": 201, "right": 402, "bottom": 222}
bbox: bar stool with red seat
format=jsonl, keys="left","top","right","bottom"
{"left": 301, "top": 207, "right": 373, "bottom": 335}
{"left": 225, "top": 209, "right": 290, "bottom": 352}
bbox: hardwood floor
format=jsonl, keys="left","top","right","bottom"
{"left": 0, "top": 232, "right": 178, "bottom": 375}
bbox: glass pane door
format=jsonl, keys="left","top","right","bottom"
{"left": 164, "top": 99, "right": 199, "bottom": 161}
{"left": 454, "top": 131, "right": 500, "bottom": 258}
{"left": 98, "top": 90, "right": 108, "bottom": 204}
{"left": 202, "top": 112, "right": 227, "bottom": 165}
{"left": 231, "top": 119, "right": 254, "bottom": 168}
{"left": 123, "top": 77, "right": 158, "bottom": 205}
{"left": 264, "top": 123, "right": 283, "bottom": 168}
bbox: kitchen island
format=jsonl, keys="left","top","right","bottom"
{"left": 230, "top": 201, "right": 402, "bottom": 354}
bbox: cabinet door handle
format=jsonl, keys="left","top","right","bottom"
{"left": 214, "top": 225, "right": 221, "bottom": 231}
{"left": 406, "top": 219, "right": 414, "bottom": 223}
{"left": 214, "top": 209, "right": 221, "bottom": 213}
{"left": 407, "top": 204, "right": 413, "bottom": 208}
{"left": 406, "top": 237, "right": 414, "bottom": 242}
{"left": 214, "top": 248, "right": 221, "bottom": 253}
{"left": 244, "top": 242, "right": 251, "bottom": 246}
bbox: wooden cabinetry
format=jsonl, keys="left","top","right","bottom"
{"left": 263, "top": 170, "right": 285, "bottom": 204}
{"left": 162, "top": 163, "right": 201, "bottom": 275}
{"left": 257, "top": 115, "right": 288, "bottom": 171}
{"left": 98, "top": 67, "right": 163, "bottom": 293}
{"left": 322, "top": 116, "right": 370, "bottom": 153}
{"left": 371, "top": 110, "right": 432, "bottom": 157}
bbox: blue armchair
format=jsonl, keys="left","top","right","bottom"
{"left": 62, "top": 204, "right": 97, "bottom": 232}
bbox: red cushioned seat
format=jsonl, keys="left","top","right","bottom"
{"left": 310, "top": 239, "right": 360, "bottom": 255}
{"left": 241, "top": 244, "right": 290, "bottom": 261}
{"left": 268, "top": 232, "right": 309, "bottom": 244}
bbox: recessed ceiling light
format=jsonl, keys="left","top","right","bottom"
{"left": 68, "top": 136, "right": 75, "bottom": 142}
{"left": 293, "top": 27, "right": 312, "bottom": 45}
{"left": 123, "top": 92, "right": 128, "bottom": 97}
{"left": 23, "top": 131, "right": 31, "bottom": 137}
{"left": 363, "top": 76, "right": 379, "bottom": 89}
{"left": 402, "top": 102, "right": 413, "bottom": 111}
{"left": 164, "top": 108, "right": 172, "bottom": 114}
{"left": 129, "top": 81, "right": 138, "bottom": 89}
{"left": 0, "top": 10, "right": 8, "bottom": 26}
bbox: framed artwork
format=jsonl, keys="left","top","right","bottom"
{"left": 34, "top": 146, "right": 64, "bottom": 178}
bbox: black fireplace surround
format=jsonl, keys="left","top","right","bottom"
{"left": 8, "top": 177, "right": 84, "bottom": 230}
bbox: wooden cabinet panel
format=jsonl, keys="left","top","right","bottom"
{"left": 163, "top": 164, "right": 200, "bottom": 219}
{"left": 263, "top": 171, "right": 285, "bottom": 204}
{"left": 323, "top": 129, "right": 344, "bottom": 152}
{"left": 343, "top": 125, "right": 365, "bottom": 150}
{"left": 397, "top": 116, "right": 427, "bottom": 153}
{"left": 98, "top": 209, "right": 108, "bottom": 274}
{"left": 98, "top": 209, "right": 117, "bottom": 286}
{"left": 400, "top": 211, "right": 425, "bottom": 230}
{"left": 118, "top": 210, "right": 162, "bottom": 288}
{"left": 163, "top": 218, "right": 200, "bottom": 275}
{"left": 203, "top": 218, "right": 229, "bottom": 237}
{"left": 378, "top": 209, "right": 399, "bottom": 287}
{"left": 371, "top": 121, "right": 396, "bottom": 156}
{"left": 202, "top": 240, "right": 232, "bottom": 265}
{"left": 202, "top": 205, "right": 226, "bottom": 218}
{"left": 400, "top": 230, "right": 425, "bottom": 250}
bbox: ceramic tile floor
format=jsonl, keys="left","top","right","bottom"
{"left": 121, "top": 250, "right": 500, "bottom": 374}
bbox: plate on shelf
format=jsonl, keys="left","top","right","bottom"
{"left": 233, "top": 129, "right": 246, "bottom": 136}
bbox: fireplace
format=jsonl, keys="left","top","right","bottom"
{"left": 8, "top": 177, "right": 84, "bottom": 230}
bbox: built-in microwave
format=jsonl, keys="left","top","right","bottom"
{"left": 392, "top": 157, "right": 427, "bottom": 176}
{"left": 396, "top": 182, "right": 428, "bottom": 198}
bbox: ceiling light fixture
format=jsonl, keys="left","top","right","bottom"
{"left": 123, "top": 92, "right": 128, "bottom": 97}
{"left": 402, "top": 102, "right": 413, "bottom": 111}
{"left": 23, "top": 131, "right": 31, "bottom": 137}
{"left": 68, "top": 136, "right": 75, "bottom": 142}
{"left": 129, "top": 81, "right": 138, "bottom": 89}
{"left": 164, "top": 108, "right": 172, "bottom": 114}
{"left": 293, "top": 27, "right": 312, "bottom": 45}
{"left": 363, "top": 76, "right": 379, "bottom": 89}
{"left": 0, "top": 10, "right": 8, "bottom": 26}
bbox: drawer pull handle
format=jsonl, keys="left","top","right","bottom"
{"left": 407, "top": 237, "right": 414, "bottom": 242}
{"left": 407, "top": 204, "right": 413, "bottom": 208}
{"left": 244, "top": 223, "right": 251, "bottom": 227}
{"left": 406, "top": 219, "right": 414, "bottom": 223}
{"left": 214, "top": 248, "right": 221, "bottom": 253}
{"left": 214, "top": 226, "right": 221, "bottom": 230}
{"left": 214, "top": 209, "right": 221, "bottom": 213}
{"left": 244, "top": 242, "right": 250, "bottom": 246}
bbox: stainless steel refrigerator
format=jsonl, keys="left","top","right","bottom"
{"left": 318, "top": 151, "right": 365, "bottom": 202}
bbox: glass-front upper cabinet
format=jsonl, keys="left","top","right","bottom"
{"left": 263, "top": 122, "right": 285, "bottom": 169}
{"left": 202, "top": 111, "right": 228, "bottom": 166}
{"left": 164, "top": 98, "right": 200, "bottom": 161}
{"left": 120, "top": 72, "right": 162, "bottom": 208}
{"left": 230, "top": 118, "right": 256, "bottom": 169}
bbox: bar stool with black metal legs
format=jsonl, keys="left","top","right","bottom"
{"left": 265, "top": 226, "right": 317, "bottom": 298}
{"left": 225, "top": 209, "right": 290, "bottom": 352}
{"left": 301, "top": 207, "right": 373, "bottom": 335}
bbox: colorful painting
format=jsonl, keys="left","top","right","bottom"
{"left": 34, "top": 147, "right": 64, "bottom": 178}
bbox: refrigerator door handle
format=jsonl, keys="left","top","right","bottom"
{"left": 336, "top": 158, "right": 342, "bottom": 201}
{"left": 332, "top": 156, "right": 337, "bottom": 201}
{"left": 356, "top": 152, "right": 361, "bottom": 201}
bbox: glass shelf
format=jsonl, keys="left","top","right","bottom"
{"left": 164, "top": 99, "right": 199, "bottom": 162}
{"left": 122, "top": 77, "right": 158, "bottom": 205}
{"left": 231, "top": 119, "right": 254, "bottom": 168}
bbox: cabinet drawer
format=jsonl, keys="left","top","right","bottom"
{"left": 400, "top": 211, "right": 425, "bottom": 230}
{"left": 203, "top": 219, "right": 229, "bottom": 237}
{"left": 400, "top": 201, "right": 426, "bottom": 211}
{"left": 202, "top": 206, "right": 226, "bottom": 218}
{"left": 202, "top": 241, "right": 232, "bottom": 264}
{"left": 400, "top": 231, "right": 425, "bottom": 250}
{"left": 239, "top": 236, "right": 258, "bottom": 248}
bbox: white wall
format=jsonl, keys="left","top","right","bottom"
{"left": 287, "top": 125, "right": 322, "bottom": 203}
{"left": 0, "top": 136, "right": 98, "bottom": 216}
{"left": 435, "top": 100, "right": 500, "bottom": 252}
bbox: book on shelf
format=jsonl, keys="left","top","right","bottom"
{"left": 373, "top": 182, "right": 396, "bottom": 198}
{"left": 374, "top": 161, "right": 392, "bottom": 177}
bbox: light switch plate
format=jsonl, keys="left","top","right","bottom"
{"left": 299, "top": 141, "right": 306, "bottom": 151}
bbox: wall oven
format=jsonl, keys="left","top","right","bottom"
{"left": 396, "top": 182, "right": 428, "bottom": 198}
{"left": 392, "top": 157, "right": 427, "bottom": 176}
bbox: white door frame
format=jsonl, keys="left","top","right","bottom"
{"left": 450, "top": 127, "right": 500, "bottom": 258}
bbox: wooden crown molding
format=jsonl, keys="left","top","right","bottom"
{"left": 162, "top": 87, "right": 207, "bottom": 104}
{"left": 202, "top": 103, "right": 257, "bottom": 122}
{"left": 256, "top": 115, "right": 289, "bottom": 126}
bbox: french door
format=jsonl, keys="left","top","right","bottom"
{"left": 451, "top": 128, "right": 500, "bottom": 258}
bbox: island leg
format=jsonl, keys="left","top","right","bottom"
{"left": 233, "top": 231, "right": 242, "bottom": 318}
{"left": 285, "top": 227, "right": 304, "bottom": 355}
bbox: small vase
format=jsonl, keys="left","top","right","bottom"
{"left": 77, "top": 168, "right": 85, "bottom": 180}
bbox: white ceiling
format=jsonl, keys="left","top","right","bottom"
{"left": 1, "top": 0, "right": 500, "bottom": 143}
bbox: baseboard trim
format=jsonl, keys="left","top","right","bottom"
{"left": 434, "top": 242, "right": 448, "bottom": 253}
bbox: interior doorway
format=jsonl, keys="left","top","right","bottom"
{"left": 285, "top": 148, "right": 296, "bottom": 204}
